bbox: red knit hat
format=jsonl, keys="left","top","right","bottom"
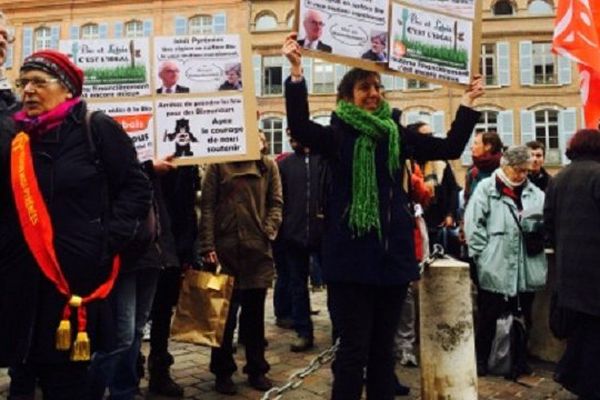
{"left": 21, "top": 50, "right": 84, "bottom": 97}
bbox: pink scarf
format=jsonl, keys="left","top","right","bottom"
{"left": 13, "top": 98, "right": 81, "bottom": 136}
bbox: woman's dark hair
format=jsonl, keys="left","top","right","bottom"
{"left": 336, "top": 68, "right": 381, "bottom": 103}
{"left": 566, "top": 129, "right": 600, "bottom": 160}
{"left": 478, "top": 131, "right": 504, "bottom": 154}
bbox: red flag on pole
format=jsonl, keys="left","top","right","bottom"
{"left": 553, "top": 0, "right": 600, "bottom": 128}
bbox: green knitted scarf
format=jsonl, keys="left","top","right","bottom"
{"left": 335, "top": 100, "right": 401, "bottom": 238}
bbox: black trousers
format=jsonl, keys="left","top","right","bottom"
{"left": 475, "top": 288, "right": 535, "bottom": 366}
{"left": 8, "top": 362, "right": 90, "bottom": 400}
{"left": 210, "top": 288, "right": 269, "bottom": 377}
{"left": 328, "top": 282, "right": 408, "bottom": 400}
{"left": 149, "top": 267, "right": 182, "bottom": 363}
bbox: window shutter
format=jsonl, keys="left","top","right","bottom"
{"left": 382, "top": 74, "right": 394, "bottom": 93}
{"left": 406, "top": 111, "right": 421, "bottom": 125}
{"left": 519, "top": 41, "right": 533, "bottom": 86}
{"left": 99, "top": 24, "right": 108, "bottom": 39}
{"left": 5, "top": 44, "right": 13, "bottom": 69}
{"left": 50, "top": 25, "right": 60, "bottom": 49}
{"left": 334, "top": 64, "right": 347, "bottom": 88}
{"left": 302, "top": 57, "right": 313, "bottom": 93}
{"left": 114, "top": 22, "right": 123, "bottom": 38}
{"left": 520, "top": 109, "right": 535, "bottom": 144}
{"left": 252, "top": 54, "right": 262, "bottom": 97}
{"left": 213, "top": 12, "right": 227, "bottom": 34}
{"left": 143, "top": 20, "right": 153, "bottom": 37}
{"left": 559, "top": 108, "right": 577, "bottom": 165}
{"left": 496, "top": 41, "right": 510, "bottom": 87}
{"left": 70, "top": 25, "right": 80, "bottom": 40}
{"left": 22, "top": 27, "right": 33, "bottom": 60}
{"left": 498, "top": 110, "right": 514, "bottom": 146}
{"left": 282, "top": 57, "right": 291, "bottom": 84}
{"left": 394, "top": 77, "right": 406, "bottom": 90}
{"left": 432, "top": 111, "right": 445, "bottom": 138}
{"left": 558, "top": 55, "right": 572, "bottom": 85}
{"left": 174, "top": 16, "right": 187, "bottom": 35}
{"left": 461, "top": 135, "right": 474, "bottom": 166}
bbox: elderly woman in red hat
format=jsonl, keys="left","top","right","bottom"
{"left": 0, "top": 50, "right": 151, "bottom": 399}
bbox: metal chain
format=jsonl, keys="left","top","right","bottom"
{"left": 419, "top": 243, "right": 445, "bottom": 275}
{"left": 261, "top": 339, "right": 340, "bottom": 400}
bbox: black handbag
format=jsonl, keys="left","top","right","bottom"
{"left": 507, "top": 207, "right": 544, "bottom": 257}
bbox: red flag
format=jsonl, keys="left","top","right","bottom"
{"left": 553, "top": 0, "right": 600, "bottom": 128}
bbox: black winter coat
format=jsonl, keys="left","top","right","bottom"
{"left": 0, "top": 101, "right": 151, "bottom": 365}
{"left": 278, "top": 151, "right": 323, "bottom": 249}
{"left": 285, "top": 78, "right": 480, "bottom": 286}
{"left": 544, "top": 158, "right": 600, "bottom": 317}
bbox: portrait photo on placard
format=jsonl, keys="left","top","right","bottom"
{"left": 154, "top": 35, "right": 243, "bottom": 94}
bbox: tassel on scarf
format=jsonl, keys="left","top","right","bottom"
{"left": 56, "top": 319, "right": 72, "bottom": 351}
{"left": 70, "top": 331, "right": 91, "bottom": 361}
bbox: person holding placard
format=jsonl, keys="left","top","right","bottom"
{"left": 282, "top": 32, "right": 483, "bottom": 400}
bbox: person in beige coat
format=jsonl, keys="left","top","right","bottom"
{"left": 199, "top": 132, "right": 283, "bottom": 395}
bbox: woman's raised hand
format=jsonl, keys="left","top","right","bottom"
{"left": 460, "top": 74, "right": 485, "bottom": 108}
{"left": 282, "top": 33, "right": 303, "bottom": 78}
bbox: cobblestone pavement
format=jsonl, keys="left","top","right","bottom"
{"left": 0, "top": 289, "right": 579, "bottom": 400}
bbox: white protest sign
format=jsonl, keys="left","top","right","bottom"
{"left": 59, "top": 38, "right": 151, "bottom": 98}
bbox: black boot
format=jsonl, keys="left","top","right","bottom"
{"left": 148, "top": 353, "right": 184, "bottom": 398}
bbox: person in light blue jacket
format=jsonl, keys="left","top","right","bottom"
{"left": 464, "top": 145, "right": 547, "bottom": 377}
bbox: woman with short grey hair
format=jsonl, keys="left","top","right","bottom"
{"left": 465, "top": 145, "right": 548, "bottom": 378}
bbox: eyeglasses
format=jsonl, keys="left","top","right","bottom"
{"left": 308, "top": 20, "right": 325, "bottom": 28}
{"left": 15, "top": 77, "right": 60, "bottom": 89}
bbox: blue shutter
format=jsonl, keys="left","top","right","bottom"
{"left": 559, "top": 108, "right": 577, "bottom": 165}
{"left": 394, "top": 77, "right": 406, "bottom": 90}
{"left": 22, "top": 27, "right": 33, "bottom": 60}
{"left": 114, "top": 22, "right": 123, "bottom": 38}
{"left": 70, "top": 25, "right": 80, "bottom": 40}
{"left": 558, "top": 55, "right": 572, "bottom": 85}
{"left": 252, "top": 54, "right": 262, "bottom": 96}
{"left": 432, "top": 111, "right": 445, "bottom": 138}
{"left": 143, "top": 20, "right": 153, "bottom": 37}
{"left": 382, "top": 74, "right": 394, "bottom": 93}
{"left": 301, "top": 57, "right": 313, "bottom": 93}
{"left": 520, "top": 109, "right": 535, "bottom": 144}
{"left": 519, "top": 41, "right": 533, "bottom": 86}
{"left": 496, "top": 42, "right": 510, "bottom": 87}
{"left": 174, "top": 16, "right": 187, "bottom": 35}
{"left": 282, "top": 56, "right": 290, "bottom": 84}
{"left": 335, "top": 64, "right": 347, "bottom": 88}
{"left": 406, "top": 111, "right": 421, "bottom": 125}
{"left": 4, "top": 44, "right": 12, "bottom": 69}
{"left": 213, "top": 12, "right": 227, "bottom": 34}
{"left": 50, "top": 26, "right": 60, "bottom": 49}
{"left": 461, "top": 135, "right": 474, "bottom": 166}
{"left": 99, "top": 24, "right": 108, "bottom": 39}
{"left": 497, "top": 110, "right": 514, "bottom": 146}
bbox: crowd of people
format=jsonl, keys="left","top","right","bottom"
{"left": 0, "top": 12, "right": 599, "bottom": 400}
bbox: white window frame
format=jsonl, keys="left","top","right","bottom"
{"left": 534, "top": 108, "right": 561, "bottom": 164}
{"left": 34, "top": 27, "right": 52, "bottom": 51}
{"left": 480, "top": 43, "right": 497, "bottom": 87}
{"left": 312, "top": 59, "right": 335, "bottom": 94}
{"left": 262, "top": 56, "right": 285, "bottom": 96}
{"left": 532, "top": 42, "right": 558, "bottom": 85}
{"left": 80, "top": 23, "right": 99, "bottom": 40}
{"left": 261, "top": 117, "right": 285, "bottom": 155}
{"left": 405, "top": 79, "right": 430, "bottom": 91}
{"left": 255, "top": 12, "right": 278, "bottom": 31}
{"left": 125, "top": 20, "right": 144, "bottom": 38}
{"left": 189, "top": 15, "right": 213, "bottom": 35}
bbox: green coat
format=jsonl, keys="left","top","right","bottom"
{"left": 199, "top": 157, "right": 283, "bottom": 289}
{"left": 464, "top": 170, "right": 547, "bottom": 296}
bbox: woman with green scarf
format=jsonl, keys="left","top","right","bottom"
{"left": 282, "top": 33, "right": 483, "bottom": 400}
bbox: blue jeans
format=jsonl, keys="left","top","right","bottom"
{"left": 89, "top": 268, "right": 159, "bottom": 400}
{"left": 286, "top": 243, "right": 313, "bottom": 339}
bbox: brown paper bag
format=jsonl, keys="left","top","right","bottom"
{"left": 170, "top": 268, "right": 234, "bottom": 347}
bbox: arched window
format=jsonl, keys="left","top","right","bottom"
{"left": 535, "top": 108, "right": 559, "bottom": 162}
{"left": 255, "top": 12, "right": 278, "bottom": 31}
{"left": 34, "top": 27, "right": 52, "bottom": 51}
{"left": 80, "top": 23, "right": 99, "bottom": 40}
{"left": 189, "top": 15, "right": 213, "bottom": 35}
{"left": 493, "top": 0, "right": 514, "bottom": 16}
{"left": 260, "top": 117, "right": 285, "bottom": 155}
{"left": 476, "top": 110, "right": 499, "bottom": 133}
{"left": 125, "top": 20, "right": 144, "bottom": 38}
{"left": 528, "top": 0, "right": 553, "bottom": 15}
{"left": 312, "top": 115, "right": 330, "bottom": 126}
{"left": 286, "top": 11, "right": 295, "bottom": 29}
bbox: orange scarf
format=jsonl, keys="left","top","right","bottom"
{"left": 10, "top": 131, "right": 120, "bottom": 361}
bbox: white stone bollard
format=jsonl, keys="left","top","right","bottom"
{"left": 419, "top": 256, "right": 477, "bottom": 400}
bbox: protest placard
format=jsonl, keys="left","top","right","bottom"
{"left": 59, "top": 38, "right": 151, "bottom": 98}
{"left": 293, "top": 0, "right": 482, "bottom": 87}
{"left": 155, "top": 94, "right": 258, "bottom": 165}
{"left": 154, "top": 34, "right": 243, "bottom": 94}
{"left": 89, "top": 102, "right": 155, "bottom": 163}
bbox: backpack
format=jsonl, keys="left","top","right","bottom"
{"left": 83, "top": 109, "right": 158, "bottom": 262}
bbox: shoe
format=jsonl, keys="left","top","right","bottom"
{"left": 215, "top": 376, "right": 238, "bottom": 395}
{"left": 248, "top": 374, "right": 273, "bottom": 391}
{"left": 398, "top": 351, "right": 418, "bottom": 367}
{"left": 148, "top": 370, "right": 184, "bottom": 397}
{"left": 394, "top": 375, "right": 410, "bottom": 396}
{"left": 290, "top": 336, "right": 314, "bottom": 352}
{"left": 276, "top": 318, "right": 294, "bottom": 329}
